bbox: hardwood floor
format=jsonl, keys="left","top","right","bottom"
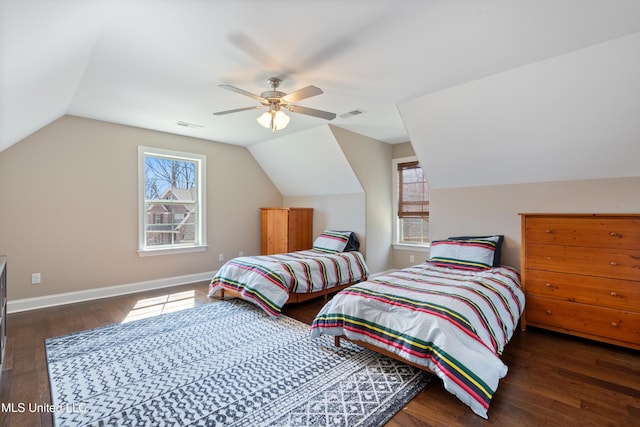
{"left": 1, "top": 282, "right": 638, "bottom": 427}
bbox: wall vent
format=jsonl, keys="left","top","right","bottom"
{"left": 339, "top": 109, "right": 365, "bottom": 119}
{"left": 176, "top": 121, "right": 203, "bottom": 129}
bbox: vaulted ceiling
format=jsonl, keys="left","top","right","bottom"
{"left": 3, "top": 0, "right": 640, "bottom": 154}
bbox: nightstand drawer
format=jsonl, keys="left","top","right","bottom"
{"left": 525, "top": 270, "right": 640, "bottom": 312}
{"left": 526, "top": 296, "right": 640, "bottom": 345}
{"left": 524, "top": 216, "right": 640, "bottom": 249}
{"left": 526, "top": 243, "right": 640, "bottom": 281}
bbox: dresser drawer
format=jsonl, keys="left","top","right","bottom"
{"left": 526, "top": 243, "right": 640, "bottom": 281}
{"left": 525, "top": 216, "right": 640, "bottom": 250}
{"left": 526, "top": 296, "right": 640, "bottom": 345}
{"left": 525, "top": 270, "right": 640, "bottom": 312}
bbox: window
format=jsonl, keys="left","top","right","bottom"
{"left": 138, "top": 147, "right": 206, "bottom": 256}
{"left": 393, "top": 157, "right": 429, "bottom": 246}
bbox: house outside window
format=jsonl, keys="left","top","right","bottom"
{"left": 393, "top": 157, "right": 429, "bottom": 247}
{"left": 138, "top": 146, "right": 206, "bottom": 256}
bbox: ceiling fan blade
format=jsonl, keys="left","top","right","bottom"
{"left": 227, "top": 33, "right": 281, "bottom": 71}
{"left": 281, "top": 85, "right": 323, "bottom": 103}
{"left": 213, "top": 105, "right": 265, "bottom": 115}
{"left": 287, "top": 105, "right": 336, "bottom": 121}
{"left": 219, "top": 84, "right": 266, "bottom": 103}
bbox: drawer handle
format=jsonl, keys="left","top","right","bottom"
{"left": 545, "top": 310, "right": 552, "bottom": 315}
{"left": 545, "top": 229, "right": 552, "bottom": 233}
{"left": 610, "top": 291, "right": 618, "bottom": 297}
{"left": 611, "top": 322, "right": 618, "bottom": 328}
{"left": 610, "top": 261, "right": 617, "bottom": 266}
{"left": 610, "top": 232, "right": 618, "bottom": 237}
{"left": 545, "top": 283, "right": 552, "bottom": 288}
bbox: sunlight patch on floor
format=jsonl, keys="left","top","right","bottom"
{"left": 122, "top": 290, "right": 195, "bottom": 323}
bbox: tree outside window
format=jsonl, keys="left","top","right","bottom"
{"left": 138, "top": 147, "right": 206, "bottom": 254}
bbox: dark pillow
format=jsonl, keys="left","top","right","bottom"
{"left": 448, "top": 235, "right": 504, "bottom": 266}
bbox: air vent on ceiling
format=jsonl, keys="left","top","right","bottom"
{"left": 176, "top": 121, "right": 203, "bottom": 129}
{"left": 339, "top": 109, "right": 365, "bottom": 119}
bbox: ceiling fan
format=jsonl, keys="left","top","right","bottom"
{"left": 213, "top": 77, "right": 336, "bottom": 132}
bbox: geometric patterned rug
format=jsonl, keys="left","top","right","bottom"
{"left": 45, "top": 299, "right": 431, "bottom": 426}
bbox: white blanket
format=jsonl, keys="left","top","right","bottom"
{"left": 310, "top": 262, "right": 524, "bottom": 418}
{"left": 209, "top": 250, "right": 369, "bottom": 317}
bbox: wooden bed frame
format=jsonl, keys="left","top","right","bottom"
{"left": 217, "top": 280, "right": 359, "bottom": 304}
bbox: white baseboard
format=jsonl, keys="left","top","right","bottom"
{"left": 7, "top": 271, "right": 217, "bottom": 314}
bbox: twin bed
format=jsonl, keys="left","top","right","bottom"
{"left": 209, "top": 232, "right": 524, "bottom": 418}
{"left": 208, "top": 230, "right": 369, "bottom": 317}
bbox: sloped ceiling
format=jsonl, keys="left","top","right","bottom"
{"left": 3, "top": 0, "right": 640, "bottom": 154}
{"left": 399, "top": 32, "right": 640, "bottom": 189}
{"left": 248, "top": 125, "right": 363, "bottom": 197}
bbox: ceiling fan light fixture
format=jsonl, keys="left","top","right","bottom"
{"left": 257, "top": 109, "right": 290, "bottom": 132}
{"left": 215, "top": 77, "right": 334, "bottom": 130}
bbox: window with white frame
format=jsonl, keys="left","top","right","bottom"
{"left": 393, "top": 157, "right": 429, "bottom": 246}
{"left": 138, "top": 146, "right": 206, "bottom": 255}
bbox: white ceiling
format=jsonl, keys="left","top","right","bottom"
{"left": 2, "top": 0, "right": 640, "bottom": 152}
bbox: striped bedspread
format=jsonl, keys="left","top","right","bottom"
{"left": 208, "top": 250, "right": 369, "bottom": 317}
{"left": 310, "top": 262, "right": 524, "bottom": 419}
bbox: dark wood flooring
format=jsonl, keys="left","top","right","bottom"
{"left": 1, "top": 282, "right": 638, "bottom": 427}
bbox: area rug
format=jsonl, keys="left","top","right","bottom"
{"left": 45, "top": 299, "right": 431, "bottom": 426}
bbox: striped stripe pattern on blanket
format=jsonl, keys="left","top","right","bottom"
{"left": 310, "top": 262, "right": 524, "bottom": 419}
{"left": 208, "top": 250, "right": 369, "bottom": 317}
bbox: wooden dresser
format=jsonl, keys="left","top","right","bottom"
{"left": 520, "top": 213, "right": 640, "bottom": 350}
{"left": 260, "top": 208, "right": 313, "bottom": 255}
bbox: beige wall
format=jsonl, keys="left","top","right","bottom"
{"left": 430, "top": 176, "right": 640, "bottom": 270}
{"left": 390, "top": 142, "right": 431, "bottom": 270}
{"left": 6, "top": 115, "right": 634, "bottom": 307}
{"left": 389, "top": 142, "right": 640, "bottom": 271}
{"left": 391, "top": 141, "right": 416, "bottom": 159}
{"left": 332, "top": 126, "right": 393, "bottom": 274}
{"left": 391, "top": 141, "right": 640, "bottom": 270}
{"left": 0, "top": 115, "right": 282, "bottom": 302}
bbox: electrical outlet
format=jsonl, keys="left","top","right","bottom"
{"left": 32, "top": 273, "right": 41, "bottom": 284}
{"left": 218, "top": 253, "right": 224, "bottom": 261}
{"left": 409, "top": 255, "right": 415, "bottom": 263}
{"left": 239, "top": 251, "right": 244, "bottom": 257}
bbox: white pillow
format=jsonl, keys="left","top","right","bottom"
{"left": 429, "top": 236, "right": 500, "bottom": 270}
{"left": 312, "top": 230, "right": 353, "bottom": 253}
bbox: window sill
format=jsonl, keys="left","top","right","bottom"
{"left": 392, "top": 243, "right": 430, "bottom": 252}
{"left": 138, "top": 245, "right": 208, "bottom": 257}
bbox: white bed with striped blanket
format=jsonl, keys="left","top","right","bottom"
{"left": 310, "top": 262, "right": 524, "bottom": 418}
{"left": 208, "top": 249, "right": 369, "bottom": 317}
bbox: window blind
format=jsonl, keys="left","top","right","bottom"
{"left": 397, "top": 161, "right": 429, "bottom": 218}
